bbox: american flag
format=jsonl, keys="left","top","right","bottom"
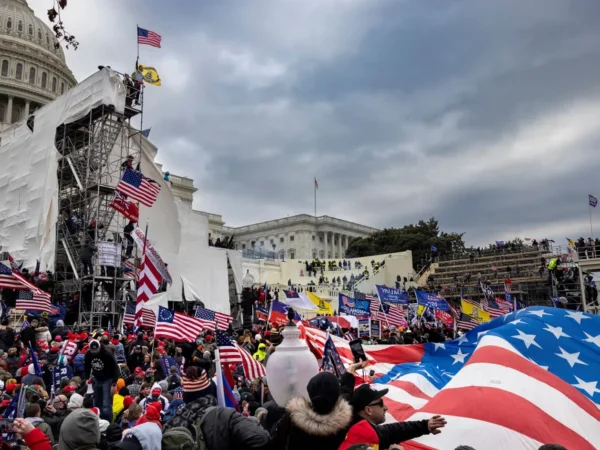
{"left": 456, "top": 312, "right": 479, "bottom": 330}
{"left": 123, "top": 259, "right": 140, "bottom": 280}
{"left": 216, "top": 330, "right": 266, "bottom": 379}
{"left": 123, "top": 303, "right": 156, "bottom": 328}
{"left": 381, "top": 303, "right": 407, "bottom": 329}
{"left": 481, "top": 297, "right": 513, "bottom": 318}
{"left": 116, "top": 168, "right": 161, "bottom": 208}
{"left": 194, "top": 307, "right": 233, "bottom": 331}
{"left": 302, "top": 307, "right": 600, "bottom": 449}
{"left": 135, "top": 254, "right": 161, "bottom": 329}
{"left": 155, "top": 306, "right": 204, "bottom": 342}
{"left": 137, "top": 26, "right": 162, "bottom": 48}
{"left": 1, "top": 263, "right": 52, "bottom": 312}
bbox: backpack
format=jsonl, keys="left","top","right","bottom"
{"left": 162, "top": 427, "right": 198, "bottom": 450}
{"left": 164, "top": 396, "right": 217, "bottom": 450}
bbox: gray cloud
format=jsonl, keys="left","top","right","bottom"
{"left": 28, "top": 0, "right": 600, "bottom": 246}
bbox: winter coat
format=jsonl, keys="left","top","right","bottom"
{"left": 123, "top": 422, "right": 162, "bottom": 450}
{"left": 36, "top": 327, "right": 52, "bottom": 343}
{"left": 26, "top": 417, "right": 55, "bottom": 445}
{"left": 0, "top": 326, "right": 15, "bottom": 351}
{"left": 23, "top": 428, "right": 52, "bottom": 450}
{"left": 202, "top": 406, "right": 270, "bottom": 450}
{"left": 270, "top": 397, "right": 353, "bottom": 450}
{"left": 58, "top": 409, "right": 101, "bottom": 450}
{"left": 20, "top": 325, "right": 37, "bottom": 349}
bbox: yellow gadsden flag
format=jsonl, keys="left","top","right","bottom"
{"left": 307, "top": 292, "right": 334, "bottom": 315}
{"left": 461, "top": 299, "right": 490, "bottom": 323}
{"left": 136, "top": 63, "right": 161, "bottom": 86}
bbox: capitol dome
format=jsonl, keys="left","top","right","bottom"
{"left": 0, "top": 0, "right": 76, "bottom": 130}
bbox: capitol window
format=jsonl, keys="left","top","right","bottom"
{"left": 17, "top": 21, "right": 22, "bottom": 32}
{"left": 46, "top": 34, "right": 49, "bottom": 46}
{"left": 37, "top": 29, "right": 41, "bottom": 40}
{"left": 260, "top": 241, "right": 264, "bottom": 246}
{"left": 1, "top": 61, "right": 8, "bottom": 77}
{"left": 28, "top": 24, "right": 33, "bottom": 36}
{"left": 279, "top": 237, "right": 284, "bottom": 243}
{"left": 290, "top": 235, "right": 295, "bottom": 242}
{"left": 312, "top": 235, "right": 316, "bottom": 241}
{"left": 61, "top": 82, "right": 65, "bottom": 94}
{"left": 52, "top": 77, "right": 57, "bottom": 92}
{"left": 15, "top": 63, "right": 22, "bottom": 80}
{"left": 29, "top": 67, "right": 35, "bottom": 84}
{"left": 41, "top": 72, "right": 47, "bottom": 88}
{"left": 0, "top": 105, "right": 5, "bottom": 122}
{"left": 6, "top": 18, "right": 11, "bottom": 29}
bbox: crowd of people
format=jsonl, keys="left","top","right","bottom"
{"left": 0, "top": 310, "right": 570, "bottom": 450}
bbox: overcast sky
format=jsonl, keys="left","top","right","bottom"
{"left": 29, "top": 0, "right": 600, "bottom": 247}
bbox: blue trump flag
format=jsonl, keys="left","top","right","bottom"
{"left": 376, "top": 285, "right": 409, "bottom": 305}
{"left": 338, "top": 293, "right": 371, "bottom": 317}
{"left": 321, "top": 335, "right": 346, "bottom": 377}
{"left": 28, "top": 343, "right": 43, "bottom": 377}
{"left": 431, "top": 245, "right": 438, "bottom": 252}
{"left": 415, "top": 290, "right": 450, "bottom": 311}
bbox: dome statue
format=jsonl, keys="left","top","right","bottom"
{"left": 0, "top": 0, "right": 77, "bottom": 130}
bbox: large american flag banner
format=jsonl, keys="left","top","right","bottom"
{"left": 194, "top": 307, "right": 233, "bottom": 331}
{"left": 123, "top": 303, "right": 156, "bottom": 329}
{"left": 1, "top": 263, "right": 52, "bottom": 312}
{"left": 155, "top": 306, "right": 204, "bottom": 342}
{"left": 302, "top": 307, "right": 600, "bottom": 449}
{"left": 216, "top": 330, "right": 266, "bottom": 379}
{"left": 123, "top": 259, "right": 140, "bottom": 280}
{"left": 137, "top": 26, "right": 162, "bottom": 48}
{"left": 116, "top": 168, "right": 161, "bottom": 207}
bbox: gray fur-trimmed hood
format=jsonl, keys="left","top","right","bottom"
{"left": 287, "top": 396, "right": 353, "bottom": 436}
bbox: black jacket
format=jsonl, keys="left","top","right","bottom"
{"left": 203, "top": 407, "right": 270, "bottom": 450}
{"left": 270, "top": 397, "right": 353, "bottom": 450}
{"left": 84, "top": 347, "right": 119, "bottom": 382}
{"left": 20, "top": 325, "right": 37, "bottom": 349}
{"left": 0, "top": 326, "right": 15, "bottom": 351}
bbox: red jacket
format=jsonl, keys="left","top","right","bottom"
{"left": 23, "top": 428, "right": 51, "bottom": 450}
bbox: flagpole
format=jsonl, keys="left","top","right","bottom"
{"left": 136, "top": 24, "right": 139, "bottom": 61}
{"left": 214, "top": 349, "right": 226, "bottom": 407}
{"left": 589, "top": 203, "right": 594, "bottom": 240}
{"left": 314, "top": 177, "right": 317, "bottom": 218}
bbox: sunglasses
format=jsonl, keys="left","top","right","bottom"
{"left": 368, "top": 399, "right": 384, "bottom": 408}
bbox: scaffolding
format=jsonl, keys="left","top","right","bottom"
{"left": 54, "top": 78, "right": 145, "bottom": 330}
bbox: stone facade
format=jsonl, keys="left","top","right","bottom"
{"left": 223, "top": 214, "right": 377, "bottom": 260}
{"left": 0, "top": 0, "right": 77, "bottom": 131}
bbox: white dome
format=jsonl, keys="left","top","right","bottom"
{"left": 0, "top": 0, "right": 77, "bottom": 129}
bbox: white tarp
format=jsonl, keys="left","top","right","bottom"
{"left": 226, "top": 249, "right": 243, "bottom": 295}
{"left": 0, "top": 68, "right": 125, "bottom": 271}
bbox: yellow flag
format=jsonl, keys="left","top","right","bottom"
{"left": 417, "top": 305, "right": 426, "bottom": 316}
{"left": 136, "top": 63, "right": 161, "bottom": 86}
{"left": 567, "top": 238, "right": 576, "bottom": 249}
{"left": 307, "top": 292, "right": 334, "bottom": 315}
{"left": 461, "top": 299, "right": 490, "bottom": 323}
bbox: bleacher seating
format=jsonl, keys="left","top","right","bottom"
{"left": 424, "top": 247, "right": 553, "bottom": 304}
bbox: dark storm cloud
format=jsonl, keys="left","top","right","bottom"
{"left": 32, "top": 0, "right": 600, "bottom": 244}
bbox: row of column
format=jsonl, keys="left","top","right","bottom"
{"left": 322, "top": 231, "right": 350, "bottom": 259}
{"left": 4, "top": 95, "right": 31, "bottom": 124}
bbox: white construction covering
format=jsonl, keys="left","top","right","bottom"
{"left": 0, "top": 68, "right": 125, "bottom": 270}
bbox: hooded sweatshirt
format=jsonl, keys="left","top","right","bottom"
{"left": 139, "top": 382, "right": 169, "bottom": 412}
{"left": 125, "top": 422, "right": 162, "bottom": 450}
{"left": 253, "top": 343, "right": 267, "bottom": 362}
{"left": 68, "top": 393, "right": 84, "bottom": 410}
{"left": 84, "top": 343, "right": 120, "bottom": 382}
{"left": 58, "top": 409, "right": 100, "bottom": 450}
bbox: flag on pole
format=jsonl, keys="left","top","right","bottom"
{"left": 136, "top": 64, "right": 162, "bottom": 87}
{"left": 589, "top": 194, "right": 598, "bottom": 207}
{"left": 215, "top": 330, "right": 266, "bottom": 379}
{"left": 123, "top": 303, "right": 156, "bottom": 328}
{"left": 155, "top": 306, "right": 205, "bottom": 341}
{"left": 194, "top": 306, "right": 233, "bottom": 331}
{"left": 137, "top": 26, "right": 162, "bottom": 48}
{"left": 314, "top": 178, "right": 318, "bottom": 189}
{"left": 135, "top": 252, "right": 161, "bottom": 329}
{"left": 216, "top": 371, "right": 238, "bottom": 409}
{"left": 116, "top": 168, "right": 161, "bottom": 207}
{"left": 321, "top": 335, "right": 346, "bottom": 377}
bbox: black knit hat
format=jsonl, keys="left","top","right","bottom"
{"left": 306, "top": 372, "right": 340, "bottom": 415}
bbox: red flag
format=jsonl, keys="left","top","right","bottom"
{"left": 109, "top": 192, "right": 139, "bottom": 223}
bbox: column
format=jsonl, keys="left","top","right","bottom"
{"left": 24, "top": 100, "right": 29, "bottom": 118}
{"left": 323, "top": 231, "right": 328, "bottom": 258}
{"left": 5, "top": 95, "right": 13, "bottom": 124}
